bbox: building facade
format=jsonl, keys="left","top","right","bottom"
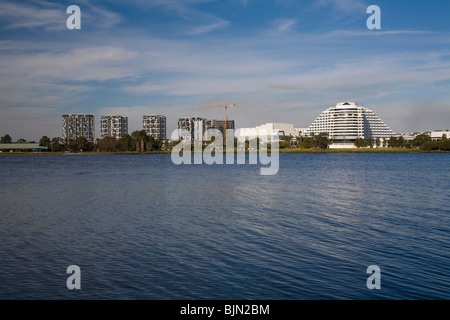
{"left": 178, "top": 117, "right": 206, "bottom": 141}
{"left": 62, "top": 114, "right": 95, "bottom": 143}
{"left": 100, "top": 115, "right": 128, "bottom": 139}
{"left": 305, "top": 102, "right": 394, "bottom": 148}
{"left": 430, "top": 130, "right": 450, "bottom": 141}
{"left": 142, "top": 115, "right": 166, "bottom": 140}
{"left": 205, "top": 119, "right": 235, "bottom": 140}
{"left": 237, "top": 123, "right": 296, "bottom": 142}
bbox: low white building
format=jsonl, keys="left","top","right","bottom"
{"left": 237, "top": 123, "right": 297, "bottom": 141}
{"left": 295, "top": 128, "right": 308, "bottom": 137}
{"left": 430, "top": 130, "right": 449, "bottom": 141}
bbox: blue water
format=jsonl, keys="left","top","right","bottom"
{"left": 0, "top": 153, "right": 449, "bottom": 299}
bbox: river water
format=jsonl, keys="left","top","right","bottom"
{"left": 0, "top": 153, "right": 449, "bottom": 299}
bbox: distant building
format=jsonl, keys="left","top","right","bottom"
{"left": 430, "top": 130, "right": 450, "bottom": 141}
{"left": 396, "top": 132, "right": 419, "bottom": 144}
{"left": 62, "top": 114, "right": 95, "bottom": 143}
{"left": 100, "top": 115, "right": 128, "bottom": 139}
{"left": 0, "top": 143, "right": 47, "bottom": 152}
{"left": 178, "top": 117, "right": 206, "bottom": 141}
{"left": 237, "top": 123, "right": 297, "bottom": 141}
{"left": 305, "top": 102, "right": 394, "bottom": 148}
{"left": 142, "top": 115, "right": 166, "bottom": 140}
{"left": 205, "top": 119, "right": 235, "bottom": 140}
{"left": 295, "top": 128, "right": 308, "bottom": 137}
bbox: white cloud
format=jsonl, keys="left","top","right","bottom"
{"left": 0, "top": 0, "right": 121, "bottom": 31}
{"left": 123, "top": 0, "right": 228, "bottom": 35}
{"left": 186, "top": 19, "right": 230, "bottom": 35}
{"left": 273, "top": 18, "right": 298, "bottom": 32}
{"left": 0, "top": 1, "right": 66, "bottom": 30}
{"left": 314, "top": 0, "right": 367, "bottom": 14}
{"left": 0, "top": 45, "right": 139, "bottom": 107}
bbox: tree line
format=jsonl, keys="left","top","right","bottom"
{"left": 287, "top": 132, "right": 332, "bottom": 149}
{"left": 2, "top": 131, "right": 449, "bottom": 152}
{"left": 1, "top": 130, "right": 167, "bottom": 153}
{"left": 353, "top": 133, "right": 450, "bottom": 151}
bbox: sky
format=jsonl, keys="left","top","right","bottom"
{"left": 1, "top": 0, "right": 450, "bottom": 140}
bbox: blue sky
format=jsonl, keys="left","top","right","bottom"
{"left": 1, "top": 0, "right": 450, "bottom": 140}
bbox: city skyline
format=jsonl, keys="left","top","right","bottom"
{"left": 1, "top": 0, "right": 450, "bottom": 140}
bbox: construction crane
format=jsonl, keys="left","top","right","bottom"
{"left": 195, "top": 103, "right": 237, "bottom": 138}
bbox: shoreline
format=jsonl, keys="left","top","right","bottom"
{"left": 0, "top": 148, "right": 449, "bottom": 155}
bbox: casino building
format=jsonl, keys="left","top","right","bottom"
{"left": 305, "top": 102, "right": 394, "bottom": 148}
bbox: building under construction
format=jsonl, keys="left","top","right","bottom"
{"left": 178, "top": 117, "right": 235, "bottom": 141}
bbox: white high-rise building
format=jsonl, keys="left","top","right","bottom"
{"left": 100, "top": 115, "right": 128, "bottom": 139}
{"left": 62, "top": 114, "right": 95, "bottom": 143}
{"left": 305, "top": 102, "right": 394, "bottom": 148}
{"left": 142, "top": 115, "right": 166, "bottom": 139}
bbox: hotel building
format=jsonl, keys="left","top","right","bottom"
{"left": 305, "top": 102, "right": 394, "bottom": 148}
{"left": 62, "top": 114, "right": 95, "bottom": 143}
{"left": 100, "top": 115, "right": 128, "bottom": 139}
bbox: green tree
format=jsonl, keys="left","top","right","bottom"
{"left": 17, "top": 138, "right": 27, "bottom": 143}
{"left": 146, "top": 137, "right": 163, "bottom": 151}
{"left": 98, "top": 136, "right": 118, "bottom": 152}
{"left": 367, "top": 137, "right": 373, "bottom": 148}
{"left": 131, "top": 130, "right": 148, "bottom": 153}
{"left": 298, "top": 136, "right": 313, "bottom": 149}
{"left": 411, "top": 134, "right": 431, "bottom": 147}
{"left": 66, "top": 139, "right": 77, "bottom": 152}
{"left": 375, "top": 137, "right": 381, "bottom": 148}
{"left": 421, "top": 139, "right": 450, "bottom": 151}
{"left": 117, "top": 134, "right": 134, "bottom": 152}
{"left": 1, "top": 134, "right": 12, "bottom": 143}
{"left": 279, "top": 135, "right": 293, "bottom": 149}
{"left": 50, "top": 137, "right": 64, "bottom": 152}
{"left": 75, "top": 136, "right": 88, "bottom": 151}
{"left": 354, "top": 138, "right": 369, "bottom": 148}
{"left": 39, "top": 136, "right": 51, "bottom": 149}
{"left": 388, "top": 136, "right": 398, "bottom": 148}
{"left": 312, "top": 132, "right": 331, "bottom": 149}
{"left": 398, "top": 136, "right": 405, "bottom": 148}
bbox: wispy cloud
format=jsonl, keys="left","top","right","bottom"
{"left": 2, "top": 0, "right": 450, "bottom": 139}
{"left": 314, "top": 0, "right": 367, "bottom": 14}
{"left": 0, "top": 0, "right": 121, "bottom": 31}
{"left": 0, "top": 45, "right": 139, "bottom": 108}
{"left": 0, "top": 0, "right": 66, "bottom": 30}
{"left": 273, "top": 18, "right": 298, "bottom": 32}
{"left": 125, "top": 0, "right": 228, "bottom": 35}
{"left": 186, "top": 19, "right": 230, "bottom": 35}
{"left": 1, "top": 46, "right": 139, "bottom": 82}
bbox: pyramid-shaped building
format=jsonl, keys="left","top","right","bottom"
{"left": 305, "top": 102, "right": 394, "bottom": 148}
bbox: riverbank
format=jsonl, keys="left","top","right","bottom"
{"left": 279, "top": 148, "right": 431, "bottom": 153}
{"left": 1, "top": 148, "right": 449, "bottom": 155}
